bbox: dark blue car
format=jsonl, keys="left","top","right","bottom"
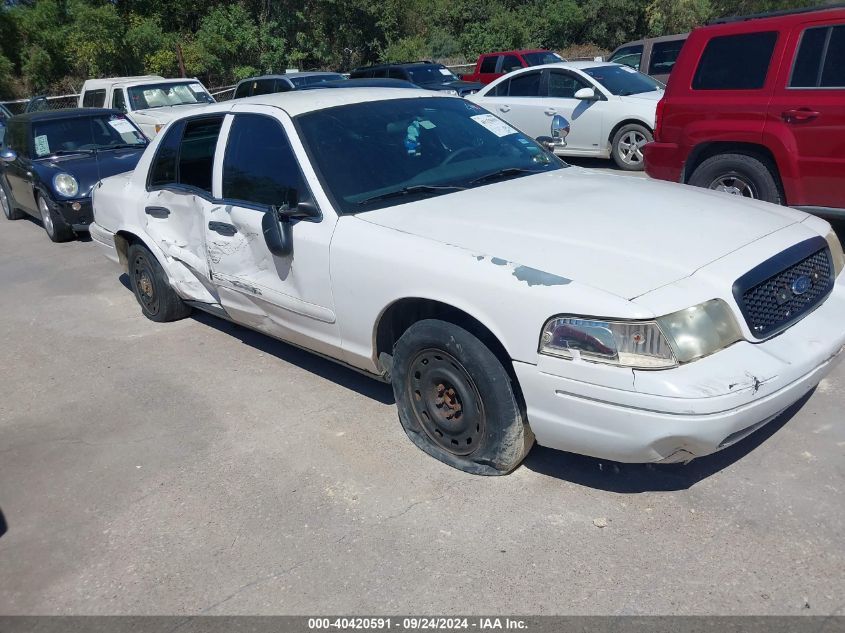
{"left": 0, "top": 108, "right": 148, "bottom": 242}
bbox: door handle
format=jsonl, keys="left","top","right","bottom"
{"left": 544, "top": 109, "right": 557, "bottom": 116}
{"left": 782, "top": 108, "right": 820, "bottom": 123}
{"left": 208, "top": 221, "right": 237, "bottom": 236}
{"left": 499, "top": 105, "right": 511, "bottom": 113}
{"left": 144, "top": 206, "right": 170, "bottom": 218}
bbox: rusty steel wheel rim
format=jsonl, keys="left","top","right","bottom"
{"left": 132, "top": 253, "right": 160, "bottom": 315}
{"left": 407, "top": 348, "right": 485, "bottom": 456}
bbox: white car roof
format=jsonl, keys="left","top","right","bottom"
{"left": 81, "top": 76, "right": 164, "bottom": 91}
{"left": 166, "top": 87, "right": 451, "bottom": 119}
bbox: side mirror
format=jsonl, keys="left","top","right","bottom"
{"left": 261, "top": 190, "right": 320, "bottom": 258}
{"left": 574, "top": 87, "right": 597, "bottom": 101}
{"left": 0, "top": 148, "right": 17, "bottom": 162}
{"left": 551, "top": 114, "right": 570, "bottom": 147}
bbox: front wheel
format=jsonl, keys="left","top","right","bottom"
{"left": 38, "top": 193, "right": 73, "bottom": 242}
{"left": 611, "top": 123, "right": 653, "bottom": 171}
{"left": 391, "top": 319, "right": 534, "bottom": 475}
{"left": 127, "top": 243, "right": 192, "bottom": 322}
{"left": 688, "top": 153, "right": 782, "bottom": 204}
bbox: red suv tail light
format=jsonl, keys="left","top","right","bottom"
{"left": 654, "top": 97, "right": 666, "bottom": 142}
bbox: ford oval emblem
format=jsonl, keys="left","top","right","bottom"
{"left": 792, "top": 275, "right": 812, "bottom": 296}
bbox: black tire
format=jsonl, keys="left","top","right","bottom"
{"left": 36, "top": 192, "right": 74, "bottom": 242}
{"left": 0, "top": 179, "right": 23, "bottom": 220}
{"left": 688, "top": 153, "right": 782, "bottom": 204}
{"left": 611, "top": 123, "right": 653, "bottom": 171}
{"left": 127, "top": 243, "right": 192, "bottom": 322}
{"left": 391, "top": 319, "right": 534, "bottom": 475}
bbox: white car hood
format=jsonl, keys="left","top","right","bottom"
{"left": 357, "top": 168, "right": 804, "bottom": 300}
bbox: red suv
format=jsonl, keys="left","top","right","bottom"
{"left": 644, "top": 5, "right": 845, "bottom": 217}
{"left": 462, "top": 50, "right": 565, "bottom": 84}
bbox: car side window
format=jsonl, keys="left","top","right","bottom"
{"left": 387, "top": 68, "right": 406, "bottom": 80}
{"left": 111, "top": 89, "right": 126, "bottom": 112}
{"left": 178, "top": 117, "right": 224, "bottom": 194}
{"left": 222, "top": 114, "right": 307, "bottom": 208}
{"left": 692, "top": 32, "right": 777, "bottom": 90}
{"left": 82, "top": 89, "right": 106, "bottom": 108}
{"left": 274, "top": 79, "right": 292, "bottom": 93}
{"left": 547, "top": 71, "right": 590, "bottom": 98}
{"left": 501, "top": 55, "right": 522, "bottom": 73}
{"left": 252, "top": 79, "right": 276, "bottom": 96}
{"left": 480, "top": 56, "right": 498, "bottom": 73}
{"left": 372, "top": 67, "right": 388, "bottom": 78}
{"left": 648, "top": 40, "right": 684, "bottom": 76}
{"left": 234, "top": 82, "right": 251, "bottom": 99}
{"left": 6, "top": 120, "right": 27, "bottom": 157}
{"left": 609, "top": 45, "right": 643, "bottom": 71}
{"left": 507, "top": 71, "right": 542, "bottom": 96}
{"left": 148, "top": 121, "right": 185, "bottom": 188}
{"left": 791, "top": 25, "right": 845, "bottom": 88}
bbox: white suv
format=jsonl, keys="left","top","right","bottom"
{"left": 90, "top": 89, "right": 845, "bottom": 475}
{"left": 78, "top": 76, "right": 215, "bottom": 139}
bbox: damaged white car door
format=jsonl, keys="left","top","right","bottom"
{"left": 205, "top": 105, "right": 339, "bottom": 356}
{"left": 143, "top": 105, "right": 341, "bottom": 356}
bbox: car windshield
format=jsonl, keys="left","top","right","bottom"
{"left": 296, "top": 97, "right": 564, "bottom": 213}
{"left": 406, "top": 65, "right": 458, "bottom": 84}
{"left": 127, "top": 82, "right": 214, "bottom": 110}
{"left": 582, "top": 65, "right": 663, "bottom": 95}
{"left": 31, "top": 114, "right": 146, "bottom": 157}
{"left": 289, "top": 73, "right": 346, "bottom": 87}
{"left": 523, "top": 52, "right": 564, "bottom": 66}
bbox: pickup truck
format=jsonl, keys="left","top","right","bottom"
{"left": 462, "top": 49, "right": 565, "bottom": 84}
{"left": 78, "top": 76, "right": 215, "bottom": 139}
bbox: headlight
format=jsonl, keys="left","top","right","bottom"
{"left": 53, "top": 173, "right": 79, "bottom": 197}
{"left": 540, "top": 299, "right": 743, "bottom": 369}
{"left": 655, "top": 299, "right": 743, "bottom": 363}
{"left": 540, "top": 317, "right": 676, "bottom": 369}
{"left": 825, "top": 229, "right": 844, "bottom": 278}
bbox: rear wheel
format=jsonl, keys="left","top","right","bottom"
{"left": 37, "top": 193, "right": 73, "bottom": 242}
{"left": 1, "top": 180, "right": 23, "bottom": 220}
{"left": 127, "top": 243, "right": 192, "bottom": 322}
{"left": 688, "top": 153, "right": 782, "bottom": 204}
{"left": 611, "top": 123, "right": 652, "bottom": 171}
{"left": 391, "top": 319, "right": 533, "bottom": 475}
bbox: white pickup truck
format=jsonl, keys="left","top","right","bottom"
{"left": 78, "top": 76, "right": 215, "bottom": 139}
{"left": 90, "top": 89, "right": 845, "bottom": 475}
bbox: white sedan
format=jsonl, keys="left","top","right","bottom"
{"left": 91, "top": 89, "right": 845, "bottom": 475}
{"left": 468, "top": 61, "right": 663, "bottom": 170}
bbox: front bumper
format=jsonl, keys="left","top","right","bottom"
{"left": 514, "top": 281, "right": 845, "bottom": 463}
{"left": 53, "top": 197, "right": 93, "bottom": 231}
{"left": 642, "top": 141, "right": 685, "bottom": 183}
{"left": 90, "top": 222, "right": 120, "bottom": 265}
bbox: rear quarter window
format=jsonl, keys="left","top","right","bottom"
{"left": 692, "top": 31, "right": 778, "bottom": 90}
{"left": 82, "top": 89, "right": 106, "bottom": 108}
{"left": 791, "top": 24, "right": 845, "bottom": 88}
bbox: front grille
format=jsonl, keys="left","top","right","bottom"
{"left": 733, "top": 238, "right": 834, "bottom": 339}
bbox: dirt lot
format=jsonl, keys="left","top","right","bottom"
{"left": 0, "top": 170, "right": 843, "bottom": 615}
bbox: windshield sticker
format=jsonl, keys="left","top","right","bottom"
{"left": 439, "top": 68, "right": 452, "bottom": 76}
{"left": 189, "top": 84, "right": 205, "bottom": 94}
{"left": 34, "top": 135, "right": 50, "bottom": 156}
{"left": 108, "top": 118, "right": 137, "bottom": 134}
{"left": 470, "top": 114, "right": 517, "bottom": 137}
{"left": 418, "top": 120, "right": 436, "bottom": 130}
